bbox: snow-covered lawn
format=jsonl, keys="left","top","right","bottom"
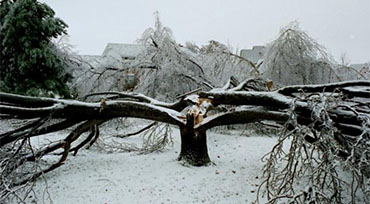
{"left": 22, "top": 129, "right": 277, "bottom": 204}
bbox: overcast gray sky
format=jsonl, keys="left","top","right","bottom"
{"left": 41, "top": 0, "right": 369, "bottom": 63}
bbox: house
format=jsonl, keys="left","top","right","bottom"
{"left": 76, "top": 43, "right": 146, "bottom": 73}
{"left": 71, "top": 43, "right": 146, "bottom": 96}
{"left": 359, "top": 66, "right": 369, "bottom": 76}
{"left": 102, "top": 43, "right": 145, "bottom": 61}
{"left": 350, "top": 63, "right": 370, "bottom": 79}
{"left": 240, "top": 46, "right": 266, "bottom": 64}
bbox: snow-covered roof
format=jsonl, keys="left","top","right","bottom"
{"left": 240, "top": 46, "right": 266, "bottom": 64}
{"left": 350, "top": 63, "right": 369, "bottom": 71}
{"left": 79, "top": 55, "right": 104, "bottom": 61}
{"left": 102, "top": 43, "right": 145, "bottom": 60}
{"left": 78, "top": 54, "right": 124, "bottom": 69}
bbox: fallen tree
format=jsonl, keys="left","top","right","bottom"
{"left": 0, "top": 79, "right": 369, "bottom": 203}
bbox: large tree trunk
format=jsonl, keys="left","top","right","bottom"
{"left": 178, "top": 113, "right": 211, "bottom": 166}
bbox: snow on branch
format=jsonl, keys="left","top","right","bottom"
{"left": 278, "top": 80, "right": 370, "bottom": 96}
{"left": 199, "top": 91, "right": 310, "bottom": 113}
{"left": 0, "top": 92, "right": 185, "bottom": 126}
{"left": 195, "top": 108, "right": 290, "bottom": 131}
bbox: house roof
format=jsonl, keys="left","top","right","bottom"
{"left": 102, "top": 43, "right": 145, "bottom": 59}
{"left": 350, "top": 63, "right": 369, "bottom": 71}
{"left": 240, "top": 46, "right": 266, "bottom": 64}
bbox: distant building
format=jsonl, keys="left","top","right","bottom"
{"left": 76, "top": 43, "right": 145, "bottom": 72}
{"left": 240, "top": 46, "right": 266, "bottom": 64}
{"left": 349, "top": 63, "right": 369, "bottom": 79}
{"left": 350, "top": 63, "right": 368, "bottom": 70}
{"left": 359, "top": 66, "right": 369, "bottom": 75}
{"left": 71, "top": 43, "right": 146, "bottom": 96}
{"left": 102, "top": 43, "right": 145, "bottom": 61}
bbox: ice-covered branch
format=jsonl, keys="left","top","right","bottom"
{"left": 0, "top": 93, "right": 185, "bottom": 126}
{"left": 277, "top": 80, "right": 370, "bottom": 96}
{"left": 195, "top": 108, "right": 290, "bottom": 131}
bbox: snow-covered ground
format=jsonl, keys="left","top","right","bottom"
{"left": 20, "top": 128, "right": 278, "bottom": 204}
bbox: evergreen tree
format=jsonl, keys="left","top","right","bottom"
{"left": 0, "top": 0, "right": 71, "bottom": 98}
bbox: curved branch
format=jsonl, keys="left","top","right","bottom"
{"left": 114, "top": 122, "right": 157, "bottom": 138}
{"left": 173, "top": 44, "right": 205, "bottom": 74}
{"left": 220, "top": 51, "right": 260, "bottom": 74}
{"left": 0, "top": 119, "right": 82, "bottom": 147}
{"left": 14, "top": 120, "right": 105, "bottom": 186}
{"left": 177, "top": 73, "right": 214, "bottom": 89}
{"left": 0, "top": 118, "right": 45, "bottom": 138}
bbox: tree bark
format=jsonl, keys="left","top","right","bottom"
{"left": 178, "top": 113, "right": 211, "bottom": 166}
